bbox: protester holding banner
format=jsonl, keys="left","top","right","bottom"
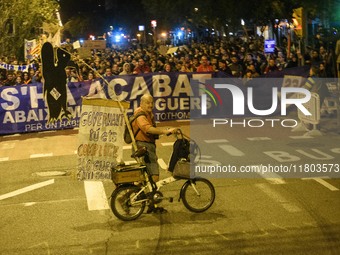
{"left": 30, "top": 69, "right": 42, "bottom": 83}
{"left": 85, "top": 72, "right": 107, "bottom": 99}
{"left": 119, "top": 62, "right": 132, "bottom": 75}
{"left": 133, "top": 58, "right": 151, "bottom": 74}
{"left": 3, "top": 72, "right": 16, "bottom": 86}
{"left": 22, "top": 72, "right": 32, "bottom": 85}
{"left": 196, "top": 55, "right": 214, "bottom": 72}
{"left": 14, "top": 75, "right": 23, "bottom": 86}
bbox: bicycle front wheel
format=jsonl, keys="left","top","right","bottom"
{"left": 110, "top": 185, "right": 146, "bottom": 221}
{"left": 181, "top": 178, "right": 215, "bottom": 213}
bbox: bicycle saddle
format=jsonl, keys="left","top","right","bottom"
{"left": 131, "top": 146, "right": 148, "bottom": 158}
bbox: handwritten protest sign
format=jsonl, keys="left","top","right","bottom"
{"left": 77, "top": 98, "right": 129, "bottom": 180}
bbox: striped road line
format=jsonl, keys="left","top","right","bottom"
{"left": 157, "top": 158, "right": 168, "bottom": 170}
{"left": 255, "top": 183, "right": 301, "bottom": 212}
{"left": 250, "top": 165, "right": 286, "bottom": 184}
{"left": 218, "top": 144, "right": 244, "bottom": 156}
{"left": 84, "top": 181, "right": 110, "bottom": 211}
{"left": 204, "top": 139, "right": 229, "bottom": 143}
{"left": 0, "top": 179, "right": 55, "bottom": 201}
{"left": 302, "top": 177, "right": 339, "bottom": 191}
{"left": 176, "top": 119, "right": 192, "bottom": 122}
{"left": 30, "top": 153, "right": 54, "bottom": 158}
{"left": 247, "top": 137, "right": 272, "bottom": 141}
{"left": 289, "top": 136, "right": 313, "bottom": 139}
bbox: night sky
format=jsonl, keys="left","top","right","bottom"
{"left": 59, "top": 0, "right": 148, "bottom": 29}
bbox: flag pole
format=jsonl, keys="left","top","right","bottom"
{"left": 57, "top": 46, "right": 139, "bottom": 153}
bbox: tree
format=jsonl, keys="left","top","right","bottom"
{"left": 63, "top": 13, "right": 106, "bottom": 39}
{"left": 0, "top": 0, "right": 59, "bottom": 60}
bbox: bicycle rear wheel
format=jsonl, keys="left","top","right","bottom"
{"left": 110, "top": 185, "right": 146, "bottom": 221}
{"left": 181, "top": 178, "right": 215, "bottom": 212}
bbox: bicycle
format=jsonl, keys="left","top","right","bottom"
{"left": 110, "top": 129, "right": 215, "bottom": 221}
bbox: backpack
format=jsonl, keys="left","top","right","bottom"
{"left": 123, "top": 112, "right": 146, "bottom": 144}
{"left": 168, "top": 132, "right": 200, "bottom": 172}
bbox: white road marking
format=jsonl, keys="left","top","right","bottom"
{"left": 0, "top": 179, "right": 55, "bottom": 201}
{"left": 2, "top": 134, "right": 21, "bottom": 138}
{"left": 176, "top": 119, "right": 192, "bottom": 122}
{"left": 204, "top": 139, "right": 229, "bottom": 143}
{"left": 302, "top": 177, "right": 339, "bottom": 191}
{"left": 263, "top": 177, "right": 286, "bottom": 185}
{"left": 271, "top": 223, "right": 288, "bottom": 231}
{"left": 247, "top": 137, "right": 272, "bottom": 141}
{"left": 289, "top": 136, "right": 313, "bottom": 139}
{"left": 161, "top": 142, "right": 174, "bottom": 146}
{"left": 24, "top": 202, "right": 37, "bottom": 207}
{"left": 84, "top": 181, "right": 110, "bottom": 211}
{"left": 255, "top": 183, "right": 301, "bottom": 212}
{"left": 30, "top": 153, "right": 53, "bottom": 158}
{"left": 40, "top": 130, "right": 57, "bottom": 134}
{"left": 218, "top": 144, "right": 244, "bottom": 156}
{"left": 252, "top": 167, "right": 286, "bottom": 184}
{"left": 214, "top": 230, "right": 230, "bottom": 240}
{"left": 0, "top": 143, "right": 16, "bottom": 149}
{"left": 0, "top": 157, "right": 9, "bottom": 162}
{"left": 157, "top": 158, "right": 168, "bottom": 170}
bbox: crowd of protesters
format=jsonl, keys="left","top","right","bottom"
{"left": 0, "top": 35, "right": 338, "bottom": 87}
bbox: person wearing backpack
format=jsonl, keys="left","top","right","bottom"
{"left": 131, "top": 94, "right": 177, "bottom": 213}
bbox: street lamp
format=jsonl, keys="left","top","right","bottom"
{"left": 151, "top": 20, "right": 157, "bottom": 45}
{"left": 240, "top": 19, "right": 249, "bottom": 41}
{"left": 138, "top": 25, "right": 145, "bottom": 44}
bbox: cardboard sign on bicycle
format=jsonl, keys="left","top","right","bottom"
{"left": 77, "top": 98, "right": 129, "bottom": 180}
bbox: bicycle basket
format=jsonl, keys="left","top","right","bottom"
{"left": 173, "top": 159, "right": 193, "bottom": 179}
{"left": 111, "top": 164, "right": 146, "bottom": 184}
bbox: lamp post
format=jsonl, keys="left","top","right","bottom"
{"left": 151, "top": 20, "right": 157, "bottom": 45}
{"left": 138, "top": 25, "right": 145, "bottom": 44}
{"left": 241, "top": 19, "right": 249, "bottom": 42}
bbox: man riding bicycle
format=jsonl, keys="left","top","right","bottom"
{"left": 131, "top": 94, "right": 177, "bottom": 213}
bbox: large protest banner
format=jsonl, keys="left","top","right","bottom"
{"left": 77, "top": 98, "right": 129, "bottom": 180}
{"left": 0, "top": 73, "right": 212, "bottom": 135}
{"left": 0, "top": 67, "right": 309, "bottom": 135}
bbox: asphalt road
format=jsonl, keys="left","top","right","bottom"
{"left": 0, "top": 117, "right": 340, "bottom": 255}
